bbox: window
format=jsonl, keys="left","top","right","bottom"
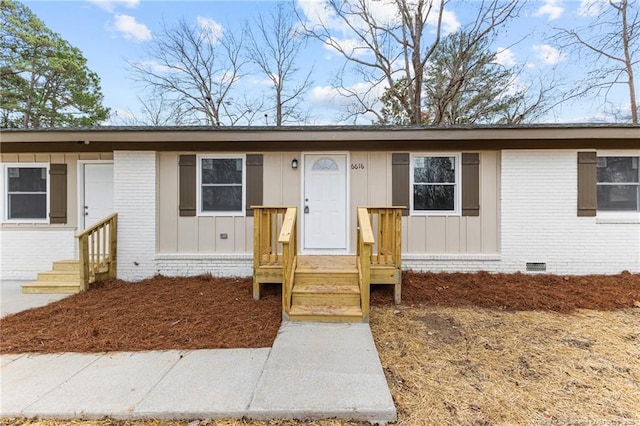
{"left": 597, "top": 156, "right": 639, "bottom": 212}
{"left": 198, "top": 156, "right": 245, "bottom": 214}
{"left": 5, "top": 165, "right": 48, "bottom": 221}
{"left": 411, "top": 154, "right": 460, "bottom": 214}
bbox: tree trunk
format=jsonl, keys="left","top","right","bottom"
{"left": 620, "top": 0, "right": 638, "bottom": 124}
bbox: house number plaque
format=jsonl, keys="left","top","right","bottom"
{"left": 351, "top": 163, "right": 365, "bottom": 170}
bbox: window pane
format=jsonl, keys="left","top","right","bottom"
{"left": 8, "top": 167, "right": 47, "bottom": 192}
{"left": 202, "top": 186, "right": 242, "bottom": 211}
{"left": 597, "top": 157, "right": 639, "bottom": 183}
{"left": 202, "top": 159, "right": 242, "bottom": 184}
{"left": 414, "top": 185, "right": 455, "bottom": 211}
{"left": 414, "top": 157, "right": 456, "bottom": 183}
{"left": 597, "top": 185, "right": 638, "bottom": 211}
{"left": 9, "top": 194, "right": 47, "bottom": 219}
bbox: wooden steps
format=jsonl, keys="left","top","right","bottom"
{"left": 22, "top": 260, "right": 81, "bottom": 294}
{"left": 288, "top": 256, "right": 365, "bottom": 323}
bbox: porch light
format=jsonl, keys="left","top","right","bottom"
{"left": 291, "top": 158, "right": 298, "bottom": 169}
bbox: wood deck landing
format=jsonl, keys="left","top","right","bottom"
{"left": 296, "top": 255, "right": 357, "bottom": 272}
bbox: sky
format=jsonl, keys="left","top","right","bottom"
{"left": 21, "top": 0, "right": 637, "bottom": 125}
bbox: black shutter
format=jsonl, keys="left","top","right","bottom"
{"left": 461, "top": 153, "right": 480, "bottom": 217}
{"left": 49, "top": 164, "right": 67, "bottom": 224}
{"left": 246, "top": 154, "right": 263, "bottom": 217}
{"left": 179, "top": 155, "right": 196, "bottom": 217}
{"left": 577, "top": 152, "right": 597, "bottom": 217}
{"left": 392, "top": 153, "right": 410, "bottom": 216}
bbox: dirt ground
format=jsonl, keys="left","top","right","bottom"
{"left": 1, "top": 271, "right": 639, "bottom": 425}
{"left": 1, "top": 271, "right": 639, "bottom": 353}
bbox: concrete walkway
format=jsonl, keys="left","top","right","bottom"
{"left": 1, "top": 280, "right": 69, "bottom": 318}
{"left": 1, "top": 317, "right": 397, "bottom": 423}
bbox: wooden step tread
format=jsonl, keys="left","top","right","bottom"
{"left": 22, "top": 281, "right": 80, "bottom": 294}
{"left": 295, "top": 267, "right": 358, "bottom": 274}
{"left": 293, "top": 284, "right": 360, "bottom": 294}
{"left": 289, "top": 305, "right": 363, "bottom": 317}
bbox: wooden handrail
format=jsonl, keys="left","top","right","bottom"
{"left": 278, "top": 207, "right": 297, "bottom": 315}
{"left": 357, "top": 207, "right": 374, "bottom": 319}
{"left": 75, "top": 213, "right": 118, "bottom": 239}
{"left": 76, "top": 213, "right": 118, "bottom": 292}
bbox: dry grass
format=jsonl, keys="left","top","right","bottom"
{"left": 371, "top": 305, "right": 640, "bottom": 425}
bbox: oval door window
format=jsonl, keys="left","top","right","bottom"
{"left": 312, "top": 158, "right": 339, "bottom": 171}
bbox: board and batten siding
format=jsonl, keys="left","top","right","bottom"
{"left": 349, "top": 151, "right": 500, "bottom": 255}
{"left": 0, "top": 152, "right": 113, "bottom": 279}
{"left": 158, "top": 151, "right": 499, "bottom": 255}
{"left": 157, "top": 152, "right": 253, "bottom": 253}
{"left": 1, "top": 152, "right": 113, "bottom": 230}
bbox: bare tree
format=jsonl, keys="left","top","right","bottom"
{"left": 113, "top": 90, "right": 194, "bottom": 126}
{"left": 246, "top": 3, "right": 312, "bottom": 125}
{"left": 555, "top": 0, "right": 638, "bottom": 124}
{"left": 128, "top": 18, "right": 251, "bottom": 126}
{"left": 297, "top": 0, "right": 521, "bottom": 124}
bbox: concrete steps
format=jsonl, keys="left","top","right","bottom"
{"left": 21, "top": 260, "right": 81, "bottom": 294}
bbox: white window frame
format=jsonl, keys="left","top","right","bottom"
{"left": 2, "top": 163, "right": 50, "bottom": 223}
{"left": 196, "top": 154, "right": 246, "bottom": 217}
{"left": 595, "top": 151, "right": 640, "bottom": 222}
{"left": 410, "top": 153, "right": 461, "bottom": 216}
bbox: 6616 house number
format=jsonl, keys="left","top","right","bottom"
{"left": 351, "top": 163, "right": 365, "bottom": 170}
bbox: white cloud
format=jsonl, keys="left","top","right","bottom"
{"left": 323, "top": 36, "right": 370, "bottom": 57}
{"left": 297, "top": 0, "right": 459, "bottom": 36}
{"left": 197, "top": 16, "right": 224, "bottom": 43}
{"left": 494, "top": 47, "right": 517, "bottom": 67}
{"left": 88, "top": 0, "right": 139, "bottom": 13}
{"left": 111, "top": 14, "right": 152, "bottom": 41}
{"left": 309, "top": 81, "right": 386, "bottom": 111}
{"left": 533, "top": 44, "right": 567, "bottom": 65}
{"left": 534, "top": 0, "right": 564, "bottom": 20}
{"left": 578, "top": 0, "right": 607, "bottom": 17}
{"left": 427, "top": 9, "right": 460, "bottom": 35}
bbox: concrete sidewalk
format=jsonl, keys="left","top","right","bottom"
{"left": 0, "top": 322, "right": 397, "bottom": 424}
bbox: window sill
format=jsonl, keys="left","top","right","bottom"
{"left": 596, "top": 213, "right": 640, "bottom": 224}
{"left": 410, "top": 211, "right": 461, "bottom": 217}
{"left": 197, "top": 212, "right": 246, "bottom": 217}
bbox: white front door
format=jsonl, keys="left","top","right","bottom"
{"left": 83, "top": 163, "right": 114, "bottom": 229}
{"left": 303, "top": 154, "right": 348, "bottom": 251}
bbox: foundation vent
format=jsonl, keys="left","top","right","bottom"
{"left": 526, "top": 262, "right": 547, "bottom": 272}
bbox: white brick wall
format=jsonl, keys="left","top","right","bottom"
{"left": 402, "top": 254, "right": 502, "bottom": 273}
{"left": 114, "top": 151, "right": 157, "bottom": 281}
{"left": 155, "top": 253, "right": 252, "bottom": 277}
{"left": 1, "top": 229, "right": 76, "bottom": 279}
{"left": 500, "top": 150, "right": 639, "bottom": 274}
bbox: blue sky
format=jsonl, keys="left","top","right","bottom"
{"left": 23, "top": 0, "right": 636, "bottom": 125}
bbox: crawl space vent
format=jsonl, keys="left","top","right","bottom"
{"left": 526, "top": 262, "right": 547, "bottom": 272}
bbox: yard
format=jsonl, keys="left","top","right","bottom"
{"left": 1, "top": 271, "right": 639, "bottom": 425}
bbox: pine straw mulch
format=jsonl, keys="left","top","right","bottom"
{"left": 1, "top": 271, "right": 640, "bottom": 425}
{"left": 1, "top": 271, "right": 639, "bottom": 354}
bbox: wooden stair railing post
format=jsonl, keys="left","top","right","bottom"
{"left": 357, "top": 207, "right": 374, "bottom": 320}
{"left": 278, "top": 207, "right": 297, "bottom": 317}
{"left": 76, "top": 213, "right": 118, "bottom": 292}
{"left": 109, "top": 214, "right": 118, "bottom": 279}
{"left": 252, "top": 207, "right": 262, "bottom": 299}
{"left": 78, "top": 233, "right": 90, "bottom": 292}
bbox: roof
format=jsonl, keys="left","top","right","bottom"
{"left": 1, "top": 124, "right": 638, "bottom": 153}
